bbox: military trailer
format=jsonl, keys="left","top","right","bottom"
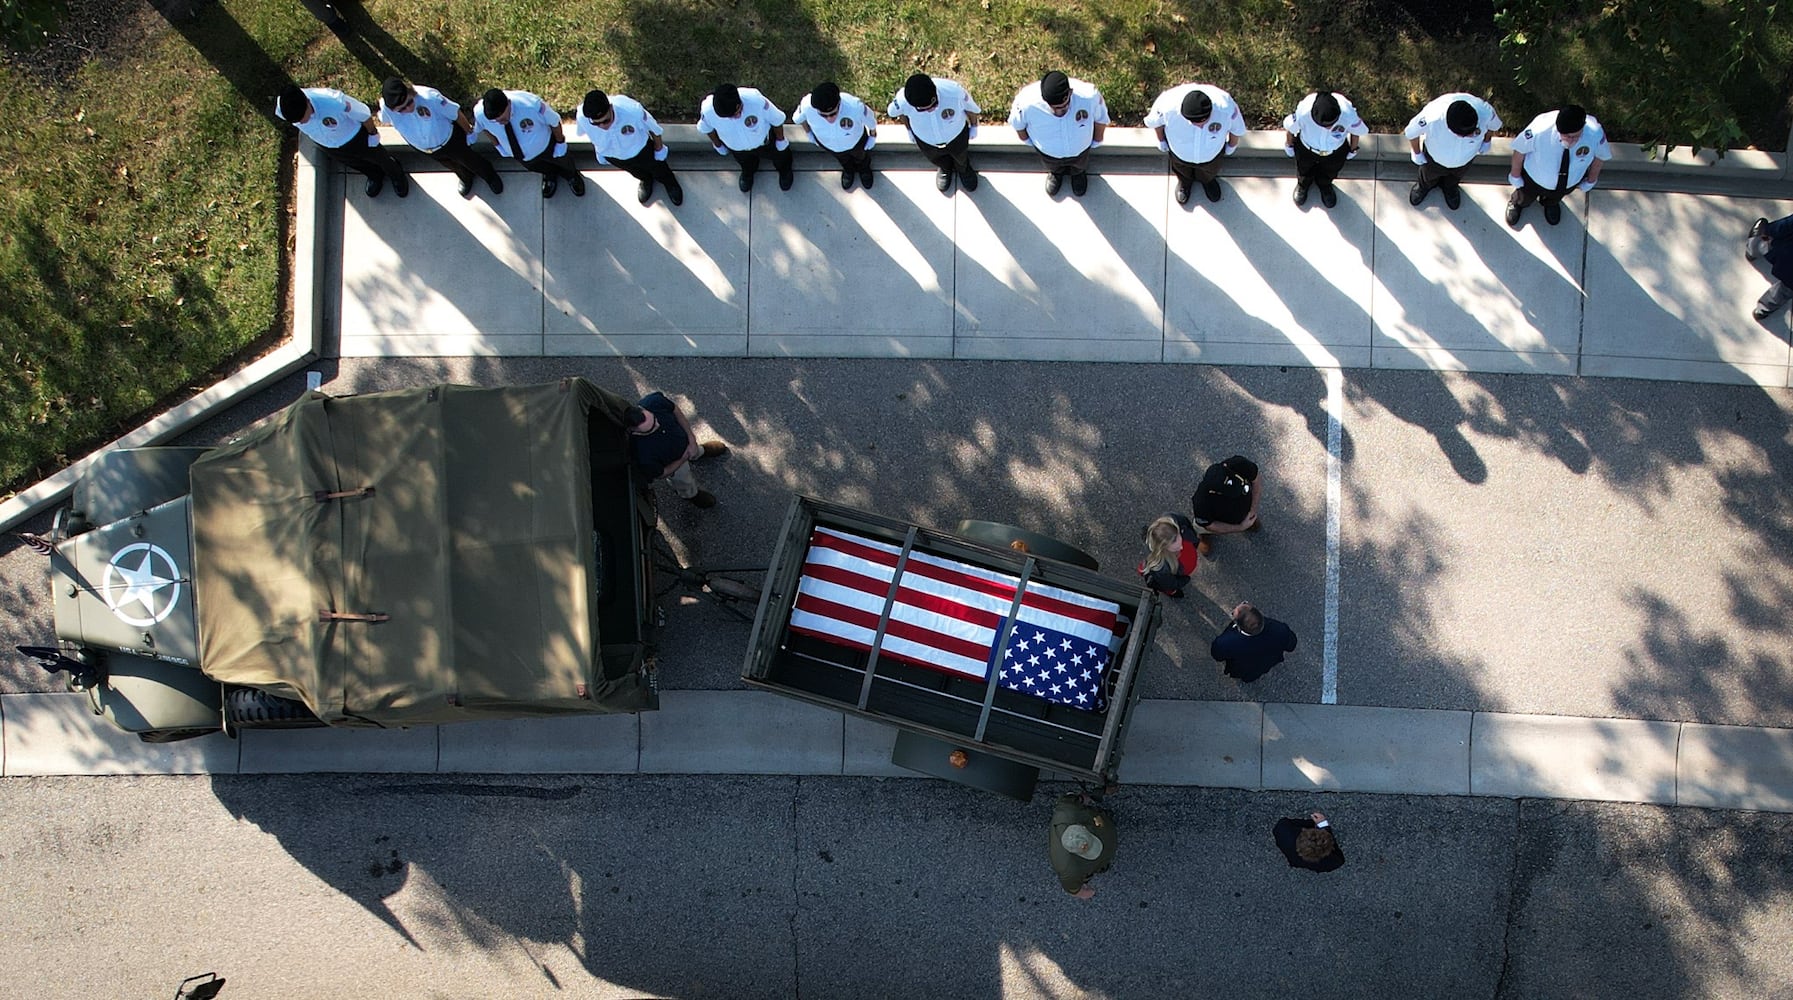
{"left": 25, "top": 378, "right": 659, "bottom": 741}
{"left": 741, "top": 496, "right": 1161, "bottom": 800}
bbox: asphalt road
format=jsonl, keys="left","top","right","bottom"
{"left": 0, "top": 774, "right": 1788, "bottom": 999}
{"left": 4, "top": 358, "right": 1792, "bottom": 727}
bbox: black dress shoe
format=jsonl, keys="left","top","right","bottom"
{"left": 1202, "top": 179, "right": 1222, "bottom": 203}
{"left": 959, "top": 165, "right": 978, "bottom": 192}
{"left": 1175, "top": 181, "right": 1191, "bottom": 206}
{"left": 840, "top": 168, "right": 854, "bottom": 190}
{"left": 778, "top": 170, "right": 794, "bottom": 191}
{"left": 1045, "top": 172, "right": 1063, "bottom": 196}
{"left": 1293, "top": 179, "right": 1309, "bottom": 206}
{"left": 1070, "top": 172, "right": 1088, "bottom": 197}
{"left": 1543, "top": 198, "right": 1562, "bottom": 226}
{"left": 1505, "top": 190, "right": 1524, "bottom": 228}
{"left": 1442, "top": 185, "right": 1461, "bottom": 211}
{"left": 638, "top": 178, "right": 654, "bottom": 204}
{"left": 540, "top": 175, "right": 558, "bottom": 199}
{"left": 570, "top": 174, "right": 585, "bottom": 197}
{"left": 391, "top": 174, "right": 409, "bottom": 198}
{"left": 488, "top": 174, "right": 504, "bottom": 195}
{"left": 1408, "top": 181, "right": 1427, "bottom": 206}
{"left": 859, "top": 167, "right": 874, "bottom": 189}
{"left": 364, "top": 174, "right": 383, "bottom": 198}
{"left": 739, "top": 170, "right": 755, "bottom": 193}
{"left": 458, "top": 176, "right": 474, "bottom": 199}
{"left": 1319, "top": 182, "right": 1337, "bottom": 208}
{"left": 936, "top": 167, "right": 954, "bottom": 193}
{"left": 666, "top": 178, "right": 684, "bottom": 206}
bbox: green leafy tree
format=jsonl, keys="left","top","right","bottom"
{"left": 1497, "top": 0, "right": 1783, "bottom": 155}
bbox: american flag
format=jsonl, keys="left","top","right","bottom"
{"left": 12, "top": 532, "right": 56, "bottom": 556}
{"left": 789, "top": 527, "right": 1120, "bottom": 711}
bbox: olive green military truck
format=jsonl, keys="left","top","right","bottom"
{"left": 22, "top": 378, "right": 659, "bottom": 741}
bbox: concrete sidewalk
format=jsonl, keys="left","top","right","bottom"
{"left": 328, "top": 127, "right": 1793, "bottom": 387}
{"left": 6, "top": 690, "right": 1791, "bottom": 813}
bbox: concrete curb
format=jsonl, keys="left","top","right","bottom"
{"left": 7, "top": 690, "right": 1793, "bottom": 812}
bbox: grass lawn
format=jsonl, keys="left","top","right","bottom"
{"left": 1, "top": 0, "right": 1788, "bottom": 493}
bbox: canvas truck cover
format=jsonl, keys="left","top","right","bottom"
{"left": 188, "top": 379, "right": 646, "bottom": 724}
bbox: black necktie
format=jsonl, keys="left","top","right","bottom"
{"left": 1556, "top": 144, "right": 1572, "bottom": 191}
{"left": 504, "top": 119, "right": 525, "bottom": 161}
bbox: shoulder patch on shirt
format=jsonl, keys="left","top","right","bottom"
{"left": 1330, "top": 125, "right": 1345, "bottom": 135}
{"left": 321, "top": 116, "right": 338, "bottom": 128}
{"left": 942, "top": 107, "right": 956, "bottom": 120}
{"left": 1416, "top": 117, "right": 1428, "bottom": 127}
{"left": 1521, "top": 129, "right": 1534, "bottom": 140}
{"left": 745, "top": 114, "right": 759, "bottom": 128}
{"left": 1075, "top": 109, "right": 1089, "bottom": 123}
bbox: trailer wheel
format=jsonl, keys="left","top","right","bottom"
{"left": 224, "top": 688, "right": 327, "bottom": 729}
{"left": 954, "top": 520, "right": 1099, "bottom": 571}
{"left": 138, "top": 727, "right": 218, "bottom": 744}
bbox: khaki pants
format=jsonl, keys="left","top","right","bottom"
{"left": 663, "top": 440, "right": 703, "bottom": 499}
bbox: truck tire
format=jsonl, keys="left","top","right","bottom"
{"left": 954, "top": 520, "right": 1100, "bottom": 571}
{"left": 224, "top": 688, "right": 327, "bottom": 729}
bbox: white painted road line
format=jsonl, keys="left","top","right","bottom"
{"left": 1322, "top": 367, "right": 1343, "bottom": 705}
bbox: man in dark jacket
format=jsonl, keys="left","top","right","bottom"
{"left": 1191, "top": 454, "right": 1261, "bottom": 542}
{"left": 1274, "top": 811, "right": 1344, "bottom": 872}
{"left": 1746, "top": 214, "right": 1793, "bottom": 320}
{"left": 1211, "top": 602, "right": 1297, "bottom": 682}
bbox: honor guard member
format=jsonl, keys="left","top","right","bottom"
{"left": 794, "top": 82, "right": 876, "bottom": 191}
{"left": 1746, "top": 214, "right": 1793, "bottom": 320}
{"left": 1505, "top": 104, "right": 1609, "bottom": 229}
{"left": 378, "top": 78, "right": 503, "bottom": 199}
{"left": 1405, "top": 92, "right": 1500, "bottom": 211}
{"left": 275, "top": 85, "right": 409, "bottom": 199}
{"left": 1283, "top": 90, "right": 1365, "bottom": 209}
{"left": 573, "top": 89, "right": 682, "bottom": 206}
{"left": 473, "top": 88, "right": 585, "bottom": 199}
{"left": 1144, "top": 82, "right": 1245, "bottom": 205}
{"left": 887, "top": 73, "right": 981, "bottom": 194}
{"left": 1009, "top": 70, "right": 1109, "bottom": 198}
{"left": 699, "top": 84, "right": 794, "bottom": 193}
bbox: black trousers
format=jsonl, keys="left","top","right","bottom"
{"left": 913, "top": 127, "right": 972, "bottom": 174}
{"left": 1038, "top": 147, "right": 1092, "bottom": 178}
{"left": 822, "top": 134, "right": 873, "bottom": 172}
{"left": 730, "top": 135, "right": 794, "bottom": 178}
{"left": 1170, "top": 152, "right": 1222, "bottom": 186}
{"left": 1511, "top": 173, "right": 1569, "bottom": 209}
{"left": 1414, "top": 142, "right": 1469, "bottom": 193}
{"left": 323, "top": 138, "right": 406, "bottom": 183}
{"left": 424, "top": 123, "right": 501, "bottom": 188}
{"left": 519, "top": 147, "right": 582, "bottom": 184}
{"left": 1293, "top": 138, "right": 1349, "bottom": 187}
{"left": 607, "top": 145, "right": 680, "bottom": 186}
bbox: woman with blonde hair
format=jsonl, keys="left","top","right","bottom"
{"left": 1137, "top": 513, "right": 1201, "bottom": 598}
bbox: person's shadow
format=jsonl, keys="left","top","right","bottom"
{"left": 149, "top": 0, "right": 292, "bottom": 126}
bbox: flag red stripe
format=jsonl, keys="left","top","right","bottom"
{"left": 800, "top": 561, "right": 1003, "bottom": 630}
{"left": 810, "top": 528, "right": 1115, "bottom": 629}
{"left": 792, "top": 592, "right": 995, "bottom": 664}
{"left": 788, "top": 625, "right": 986, "bottom": 680}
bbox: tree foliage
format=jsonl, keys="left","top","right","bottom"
{"left": 1496, "top": 0, "right": 1783, "bottom": 155}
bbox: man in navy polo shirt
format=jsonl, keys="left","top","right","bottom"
{"left": 626, "top": 392, "right": 729, "bottom": 509}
